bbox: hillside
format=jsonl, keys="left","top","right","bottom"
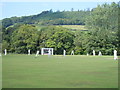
{"left": 2, "top": 10, "right": 90, "bottom": 28}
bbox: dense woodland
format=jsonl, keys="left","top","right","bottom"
{"left": 1, "top": 2, "right": 119, "bottom": 55}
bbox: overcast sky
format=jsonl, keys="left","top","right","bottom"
{"left": 0, "top": 0, "right": 119, "bottom": 20}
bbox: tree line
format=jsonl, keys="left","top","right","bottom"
{"left": 2, "top": 2, "right": 119, "bottom": 55}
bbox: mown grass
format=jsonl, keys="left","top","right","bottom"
{"left": 35, "top": 25, "right": 88, "bottom": 31}
{"left": 2, "top": 54, "right": 118, "bottom": 88}
{"left": 60, "top": 25, "right": 88, "bottom": 30}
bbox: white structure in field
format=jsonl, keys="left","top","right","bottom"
{"left": 63, "top": 50, "right": 66, "bottom": 56}
{"left": 4, "top": 49, "right": 7, "bottom": 55}
{"left": 93, "top": 50, "right": 95, "bottom": 56}
{"left": 114, "top": 50, "right": 118, "bottom": 60}
{"left": 28, "top": 49, "right": 30, "bottom": 55}
{"left": 41, "top": 48, "right": 53, "bottom": 55}
{"left": 71, "top": 50, "right": 74, "bottom": 55}
{"left": 48, "top": 49, "right": 51, "bottom": 57}
{"left": 48, "top": 49, "right": 51, "bottom": 55}
{"left": 35, "top": 50, "right": 39, "bottom": 57}
{"left": 98, "top": 51, "right": 102, "bottom": 56}
{"left": 87, "top": 53, "right": 89, "bottom": 56}
{"left": 0, "top": 53, "right": 1, "bottom": 56}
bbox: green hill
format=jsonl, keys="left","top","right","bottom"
{"left": 2, "top": 10, "right": 90, "bottom": 28}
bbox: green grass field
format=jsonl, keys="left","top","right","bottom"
{"left": 2, "top": 54, "right": 118, "bottom": 88}
{"left": 35, "top": 25, "right": 88, "bottom": 31}
{"left": 60, "top": 25, "right": 88, "bottom": 30}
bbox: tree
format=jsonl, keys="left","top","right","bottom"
{"left": 2, "top": 40, "right": 9, "bottom": 53}
{"left": 85, "top": 2, "right": 118, "bottom": 55}
{"left": 74, "top": 31, "right": 91, "bottom": 54}
{"left": 11, "top": 24, "right": 39, "bottom": 53}
{"left": 71, "top": 8, "right": 74, "bottom": 11}
{"left": 2, "top": 18, "right": 13, "bottom": 28}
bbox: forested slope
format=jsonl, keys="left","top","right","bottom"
{"left": 2, "top": 9, "right": 90, "bottom": 28}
